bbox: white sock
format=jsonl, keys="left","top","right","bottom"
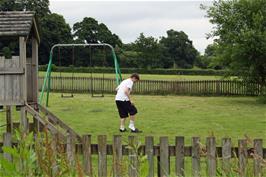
{"left": 120, "top": 125, "right": 125, "bottom": 130}
{"left": 129, "top": 120, "right": 135, "bottom": 131}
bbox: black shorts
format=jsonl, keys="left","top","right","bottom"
{"left": 115, "top": 101, "right": 138, "bottom": 118}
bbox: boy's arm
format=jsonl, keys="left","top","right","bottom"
{"left": 124, "top": 87, "right": 132, "bottom": 103}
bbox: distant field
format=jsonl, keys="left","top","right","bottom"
{"left": 39, "top": 71, "right": 223, "bottom": 81}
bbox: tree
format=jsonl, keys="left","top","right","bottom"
{"left": 39, "top": 13, "right": 73, "bottom": 65}
{"left": 73, "top": 17, "right": 122, "bottom": 47}
{"left": 132, "top": 33, "right": 162, "bottom": 68}
{"left": 203, "top": 0, "right": 266, "bottom": 89}
{"left": 160, "top": 30, "right": 198, "bottom": 68}
{"left": 196, "top": 43, "right": 223, "bottom": 69}
{"left": 73, "top": 17, "right": 122, "bottom": 67}
{"left": 0, "top": 0, "right": 23, "bottom": 11}
{"left": 0, "top": 0, "right": 50, "bottom": 18}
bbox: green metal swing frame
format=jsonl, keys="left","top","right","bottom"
{"left": 39, "top": 43, "right": 122, "bottom": 107}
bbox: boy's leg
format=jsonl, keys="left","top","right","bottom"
{"left": 120, "top": 118, "right": 127, "bottom": 130}
{"left": 129, "top": 115, "right": 135, "bottom": 130}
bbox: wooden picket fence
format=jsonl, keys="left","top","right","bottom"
{"left": 1, "top": 133, "right": 265, "bottom": 176}
{"left": 38, "top": 77, "right": 262, "bottom": 96}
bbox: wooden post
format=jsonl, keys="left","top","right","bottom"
{"left": 82, "top": 135, "right": 92, "bottom": 176}
{"left": 31, "top": 37, "right": 38, "bottom": 103}
{"left": 159, "top": 136, "right": 169, "bottom": 177}
{"left": 51, "top": 133, "right": 58, "bottom": 175}
{"left": 67, "top": 132, "right": 75, "bottom": 167}
{"left": 145, "top": 136, "right": 154, "bottom": 177}
{"left": 175, "top": 136, "right": 184, "bottom": 176}
{"left": 6, "top": 106, "right": 13, "bottom": 133}
{"left": 238, "top": 139, "right": 247, "bottom": 177}
{"left": 222, "top": 138, "right": 231, "bottom": 174}
{"left": 3, "top": 132, "right": 12, "bottom": 162}
{"left": 19, "top": 37, "right": 27, "bottom": 102}
{"left": 98, "top": 135, "right": 107, "bottom": 177}
{"left": 20, "top": 106, "right": 28, "bottom": 134}
{"left": 192, "top": 137, "right": 200, "bottom": 177}
{"left": 206, "top": 137, "right": 216, "bottom": 177}
{"left": 253, "top": 139, "right": 263, "bottom": 177}
{"left": 113, "top": 135, "right": 122, "bottom": 177}
{"left": 128, "top": 136, "right": 138, "bottom": 177}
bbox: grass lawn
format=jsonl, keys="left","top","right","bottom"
{"left": 6, "top": 93, "right": 261, "bottom": 146}
{"left": 0, "top": 93, "right": 265, "bottom": 175}
{"left": 38, "top": 71, "right": 223, "bottom": 81}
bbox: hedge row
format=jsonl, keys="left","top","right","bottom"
{"left": 39, "top": 65, "right": 226, "bottom": 76}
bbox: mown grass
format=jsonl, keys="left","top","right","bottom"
{"left": 0, "top": 93, "right": 265, "bottom": 176}
{"left": 2, "top": 93, "right": 263, "bottom": 145}
{"left": 38, "top": 71, "right": 223, "bottom": 81}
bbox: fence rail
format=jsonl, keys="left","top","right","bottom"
{"left": 1, "top": 133, "right": 265, "bottom": 176}
{"left": 39, "top": 77, "right": 261, "bottom": 96}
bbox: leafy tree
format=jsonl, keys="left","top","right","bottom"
{"left": 23, "top": 0, "right": 51, "bottom": 19}
{"left": 73, "top": 17, "right": 122, "bottom": 47}
{"left": 132, "top": 33, "right": 162, "bottom": 68}
{"left": 0, "top": 0, "right": 50, "bottom": 18}
{"left": 39, "top": 13, "right": 73, "bottom": 65}
{"left": 160, "top": 29, "right": 198, "bottom": 68}
{"left": 73, "top": 17, "right": 122, "bottom": 67}
{"left": 203, "top": 0, "right": 266, "bottom": 89}
{"left": 196, "top": 43, "right": 223, "bottom": 69}
{"left": 0, "top": 0, "right": 23, "bottom": 11}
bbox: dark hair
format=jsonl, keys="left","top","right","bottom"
{"left": 130, "top": 73, "right": 140, "bottom": 80}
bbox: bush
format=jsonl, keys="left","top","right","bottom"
{"left": 39, "top": 65, "right": 226, "bottom": 76}
{"left": 2, "top": 47, "right": 12, "bottom": 59}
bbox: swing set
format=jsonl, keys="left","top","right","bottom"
{"left": 39, "top": 43, "right": 122, "bottom": 107}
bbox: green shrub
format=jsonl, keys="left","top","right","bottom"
{"left": 2, "top": 47, "right": 12, "bottom": 59}
{"left": 39, "top": 65, "right": 226, "bottom": 76}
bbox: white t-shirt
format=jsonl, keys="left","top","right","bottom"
{"left": 115, "top": 78, "right": 134, "bottom": 101}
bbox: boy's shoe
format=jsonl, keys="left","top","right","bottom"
{"left": 119, "top": 128, "right": 127, "bottom": 132}
{"left": 130, "top": 128, "right": 142, "bottom": 133}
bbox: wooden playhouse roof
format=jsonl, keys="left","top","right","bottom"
{"left": 0, "top": 11, "right": 40, "bottom": 43}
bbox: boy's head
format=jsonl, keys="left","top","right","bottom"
{"left": 130, "top": 73, "right": 140, "bottom": 82}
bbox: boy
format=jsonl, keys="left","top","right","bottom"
{"left": 115, "top": 73, "right": 142, "bottom": 133}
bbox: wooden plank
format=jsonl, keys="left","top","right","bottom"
{"left": 128, "top": 136, "right": 138, "bottom": 177}
{"left": 38, "top": 104, "right": 81, "bottom": 142}
{"left": 113, "top": 135, "right": 122, "bottom": 177}
{"left": 51, "top": 133, "right": 58, "bottom": 175}
{"left": 98, "top": 135, "right": 107, "bottom": 177}
{"left": 6, "top": 106, "right": 13, "bottom": 133}
{"left": 0, "top": 57, "right": 4, "bottom": 102}
{"left": 82, "top": 135, "right": 92, "bottom": 176}
{"left": 175, "top": 136, "right": 184, "bottom": 176}
{"left": 67, "top": 132, "right": 75, "bottom": 167}
{"left": 0, "top": 68, "right": 24, "bottom": 75}
{"left": 4, "top": 59, "right": 13, "bottom": 104}
{"left": 206, "top": 137, "right": 216, "bottom": 177}
{"left": 25, "top": 104, "right": 65, "bottom": 140}
{"left": 19, "top": 37, "right": 27, "bottom": 102}
{"left": 12, "top": 56, "right": 21, "bottom": 103}
{"left": 32, "top": 37, "right": 38, "bottom": 103}
{"left": 253, "top": 139, "right": 263, "bottom": 177}
{"left": 145, "top": 136, "right": 154, "bottom": 177}
{"left": 20, "top": 106, "right": 28, "bottom": 134}
{"left": 3, "top": 132, "right": 12, "bottom": 162}
{"left": 159, "top": 136, "right": 169, "bottom": 177}
{"left": 238, "top": 139, "right": 247, "bottom": 177}
{"left": 222, "top": 138, "right": 231, "bottom": 174}
{"left": 192, "top": 137, "right": 200, "bottom": 177}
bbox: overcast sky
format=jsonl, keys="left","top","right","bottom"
{"left": 49, "top": 1, "right": 214, "bottom": 53}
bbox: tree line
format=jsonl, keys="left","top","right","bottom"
{"left": 0, "top": 0, "right": 266, "bottom": 92}
{"left": 0, "top": 0, "right": 200, "bottom": 69}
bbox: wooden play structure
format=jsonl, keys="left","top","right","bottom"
{"left": 0, "top": 11, "right": 79, "bottom": 139}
